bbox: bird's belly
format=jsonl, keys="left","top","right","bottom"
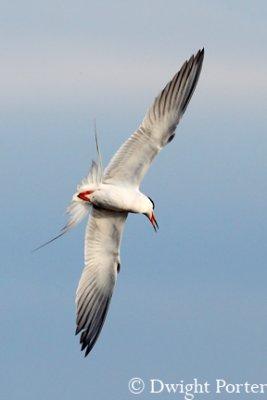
{"left": 89, "top": 185, "right": 138, "bottom": 213}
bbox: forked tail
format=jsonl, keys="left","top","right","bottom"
{"left": 33, "top": 127, "right": 104, "bottom": 251}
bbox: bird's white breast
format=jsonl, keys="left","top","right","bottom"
{"left": 90, "top": 184, "right": 149, "bottom": 214}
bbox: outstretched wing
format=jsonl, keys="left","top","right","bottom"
{"left": 103, "top": 48, "right": 204, "bottom": 188}
{"left": 75, "top": 207, "right": 127, "bottom": 357}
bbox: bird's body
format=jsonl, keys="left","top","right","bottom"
{"left": 40, "top": 48, "right": 204, "bottom": 356}
{"left": 75, "top": 183, "right": 152, "bottom": 214}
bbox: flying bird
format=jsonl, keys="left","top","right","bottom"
{"left": 38, "top": 49, "right": 204, "bottom": 356}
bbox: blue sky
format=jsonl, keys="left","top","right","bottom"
{"left": 1, "top": 1, "right": 267, "bottom": 399}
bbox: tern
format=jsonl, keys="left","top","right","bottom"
{"left": 37, "top": 49, "right": 204, "bottom": 356}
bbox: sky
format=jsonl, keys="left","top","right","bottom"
{"left": 1, "top": 1, "right": 267, "bottom": 399}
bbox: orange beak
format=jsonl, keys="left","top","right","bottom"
{"left": 149, "top": 212, "right": 159, "bottom": 232}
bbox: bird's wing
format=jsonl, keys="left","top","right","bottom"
{"left": 103, "top": 49, "right": 204, "bottom": 188}
{"left": 75, "top": 206, "right": 127, "bottom": 357}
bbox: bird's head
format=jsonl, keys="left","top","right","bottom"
{"left": 144, "top": 196, "right": 159, "bottom": 232}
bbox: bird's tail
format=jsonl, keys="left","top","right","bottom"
{"left": 33, "top": 128, "right": 104, "bottom": 252}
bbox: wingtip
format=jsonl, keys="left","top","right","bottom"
{"left": 199, "top": 47, "right": 205, "bottom": 59}
{"left": 194, "top": 47, "right": 205, "bottom": 66}
{"left": 84, "top": 347, "right": 90, "bottom": 357}
{"left": 197, "top": 47, "right": 205, "bottom": 57}
{"left": 187, "top": 48, "right": 204, "bottom": 66}
{"left": 81, "top": 342, "right": 91, "bottom": 357}
{"left": 81, "top": 341, "right": 87, "bottom": 351}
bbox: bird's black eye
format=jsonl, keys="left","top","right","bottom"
{"left": 148, "top": 196, "right": 155, "bottom": 209}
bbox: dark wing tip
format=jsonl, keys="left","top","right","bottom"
{"left": 190, "top": 48, "right": 204, "bottom": 67}
{"left": 76, "top": 297, "right": 111, "bottom": 357}
{"left": 198, "top": 48, "right": 205, "bottom": 63}
{"left": 193, "top": 48, "right": 205, "bottom": 65}
{"left": 173, "top": 48, "right": 203, "bottom": 119}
